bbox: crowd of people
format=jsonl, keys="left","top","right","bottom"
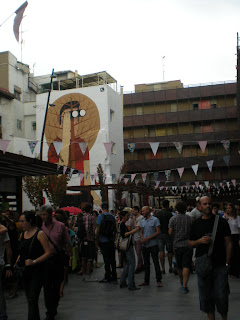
{"left": 0, "top": 196, "right": 240, "bottom": 320}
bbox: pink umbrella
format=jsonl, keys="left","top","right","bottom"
{"left": 60, "top": 206, "right": 82, "bottom": 215}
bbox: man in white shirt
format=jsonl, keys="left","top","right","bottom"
{"left": 190, "top": 197, "right": 202, "bottom": 221}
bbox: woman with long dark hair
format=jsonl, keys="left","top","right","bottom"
{"left": 18, "top": 211, "right": 52, "bottom": 320}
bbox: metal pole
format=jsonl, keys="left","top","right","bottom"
{"left": 40, "top": 69, "right": 55, "bottom": 161}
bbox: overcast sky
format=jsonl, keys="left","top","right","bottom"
{"left": 0, "top": 0, "right": 240, "bottom": 92}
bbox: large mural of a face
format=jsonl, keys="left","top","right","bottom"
{"left": 45, "top": 93, "right": 100, "bottom": 183}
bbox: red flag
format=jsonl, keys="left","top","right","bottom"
{"left": 13, "top": 1, "right": 28, "bottom": 42}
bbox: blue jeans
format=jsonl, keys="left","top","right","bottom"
{"left": 197, "top": 265, "right": 230, "bottom": 315}
{"left": 0, "top": 265, "right": 7, "bottom": 320}
{"left": 120, "top": 246, "right": 136, "bottom": 289}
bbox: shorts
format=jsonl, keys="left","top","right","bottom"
{"left": 197, "top": 265, "right": 230, "bottom": 314}
{"left": 174, "top": 247, "right": 193, "bottom": 269}
{"left": 157, "top": 234, "right": 173, "bottom": 253}
{"left": 81, "top": 241, "right": 95, "bottom": 261}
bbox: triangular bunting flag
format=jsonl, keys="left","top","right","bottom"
{"left": 155, "top": 181, "right": 160, "bottom": 189}
{"left": 195, "top": 181, "right": 199, "bottom": 188}
{"left": 221, "top": 140, "right": 230, "bottom": 153}
{"left": 131, "top": 174, "right": 136, "bottom": 182}
{"left": 127, "top": 143, "right": 136, "bottom": 154}
{"left": 220, "top": 182, "right": 223, "bottom": 187}
{"left": 79, "top": 142, "right": 88, "bottom": 155}
{"left": 198, "top": 141, "right": 207, "bottom": 153}
{"left": 177, "top": 167, "right": 184, "bottom": 178}
{"left": 165, "top": 170, "right": 171, "bottom": 181}
{"left": 69, "top": 168, "right": 74, "bottom": 179}
{"left": 86, "top": 171, "right": 89, "bottom": 179}
{"left": 90, "top": 174, "right": 95, "bottom": 182}
{"left": 104, "top": 142, "right": 113, "bottom": 155}
{"left": 79, "top": 173, "right": 84, "bottom": 183}
{"left": 149, "top": 142, "right": 159, "bottom": 156}
{"left": 226, "top": 181, "right": 230, "bottom": 188}
{"left": 223, "top": 155, "right": 230, "bottom": 166}
{"left": 192, "top": 164, "right": 199, "bottom": 176}
{"left": 231, "top": 179, "right": 236, "bottom": 187}
{"left": 204, "top": 181, "right": 209, "bottom": 188}
{"left": 142, "top": 173, "right": 147, "bottom": 183}
{"left": 53, "top": 141, "right": 63, "bottom": 156}
{"left": 173, "top": 142, "right": 183, "bottom": 154}
{"left": 0, "top": 139, "right": 10, "bottom": 154}
{"left": 124, "top": 178, "right": 129, "bottom": 185}
{"left": 63, "top": 166, "right": 67, "bottom": 175}
{"left": 206, "top": 160, "right": 214, "bottom": 172}
{"left": 28, "top": 141, "right": 38, "bottom": 154}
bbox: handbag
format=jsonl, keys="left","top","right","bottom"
{"left": 119, "top": 234, "right": 132, "bottom": 251}
{"left": 195, "top": 215, "right": 219, "bottom": 278}
{"left": 14, "top": 230, "right": 39, "bottom": 280}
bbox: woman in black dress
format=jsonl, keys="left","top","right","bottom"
{"left": 18, "top": 211, "right": 52, "bottom": 320}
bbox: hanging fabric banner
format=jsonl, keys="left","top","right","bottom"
{"left": 177, "top": 167, "right": 184, "bottom": 178}
{"left": 231, "top": 179, "right": 236, "bottom": 187}
{"left": 142, "top": 173, "right": 147, "bottom": 183}
{"left": 13, "top": 1, "right": 28, "bottom": 42}
{"left": 204, "top": 181, "right": 209, "bottom": 188}
{"left": 192, "top": 164, "right": 199, "bottom": 176}
{"left": 63, "top": 166, "right": 67, "bottom": 175}
{"left": 153, "top": 172, "right": 159, "bottom": 181}
{"left": 223, "top": 155, "right": 230, "bottom": 166}
{"left": 53, "top": 141, "right": 63, "bottom": 156}
{"left": 198, "top": 141, "right": 207, "bottom": 153}
{"left": 124, "top": 178, "right": 129, "bottom": 185}
{"left": 206, "top": 160, "right": 214, "bottom": 172}
{"left": 79, "top": 142, "right": 88, "bottom": 155}
{"left": 195, "top": 181, "right": 199, "bottom": 188}
{"left": 104, "top": 142, "right": 113, "bottom": 155}
{"left": 69, "top": 168, "right": 74, "bottom": 179}
{"left": 165, "top": 170, "right": 171, "bottom": 181}
{"left": 173, "top": 142, "right": 183, "bottom": 154}
{"left": 0, "top": 139, "right": 10, "bottom": 154}
{"left": 28, "top": 141, "right": 38, "bottom": 154}
{"left": 149, "top": 142, "right": 159, "bottom": 156}
{"left": 221, "top": 140, "right": 230, "bottom": 153}
{"left": 127, "top": 143, "right": 136, "bottom": 154}
{"left": 131, "top": 174, "right": 136, "bottom": 182}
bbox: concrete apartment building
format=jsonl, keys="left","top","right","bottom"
{"left": 123, "top": 80, "right": 240, "bottom": 206}
{"left": 0, "top": 51, "right": 124, "bottom": 211}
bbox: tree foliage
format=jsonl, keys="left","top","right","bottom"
{"left": 44, "top": 175, "right": 69, "bottom": 209}
{"left": 22, "top": 176, "right": 47, "bottom": 209}
{"left": 97, "top": 163, "right": 107, "bottom": 202}
{"left": 114, "top": 162, "right": 128, "bottom": 210}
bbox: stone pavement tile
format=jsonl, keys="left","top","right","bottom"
{"left": 6, "top": 263, "right": 240, "bottom": 320}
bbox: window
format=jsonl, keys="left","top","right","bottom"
{"left": 17, "top": 119, "right": 23, "bottom": 130}
{"left": 32, "top": 121, "right": 36, "bottom": 131}
{"left": 110, "top": 109, "right": 114, "bottom": 122}
{"left": 14, "top": 85, "right": 22, "bottom": 101}
{"left": 192, "top": 103, "right": 199, "bottom": 110}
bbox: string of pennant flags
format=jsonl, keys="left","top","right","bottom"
{"left": 0, "top": 138, "right": 239, "bottom": 189}
{"left": 126, "top": 140, "right": 233, "bottom": 155}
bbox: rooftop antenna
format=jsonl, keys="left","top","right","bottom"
{"left": 162, "top": 56, "right": 165, "bottom": 82}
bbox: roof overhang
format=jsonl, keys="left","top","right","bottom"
{"left": 0, "top": 151, "right": 58, "bottom": 177}
{"left": 0, "top": 87, "right": 15, "bottom": 100}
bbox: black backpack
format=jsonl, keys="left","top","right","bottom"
{"left": 100, "top": 214, "right": 116, "bottom": 239}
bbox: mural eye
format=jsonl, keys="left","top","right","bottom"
{"left": 80, "top": 109, "right": 86, "bottom": 117}
{"left": 72, "top": 110, "right": 79, "bottom": 118}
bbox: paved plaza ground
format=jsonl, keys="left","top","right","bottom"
{"left": 6, "top": 260, "right": 239, "bottom": 320}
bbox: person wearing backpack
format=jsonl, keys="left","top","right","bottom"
{"left": 96, "top": 202, "right": 117, "bottom": 283}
